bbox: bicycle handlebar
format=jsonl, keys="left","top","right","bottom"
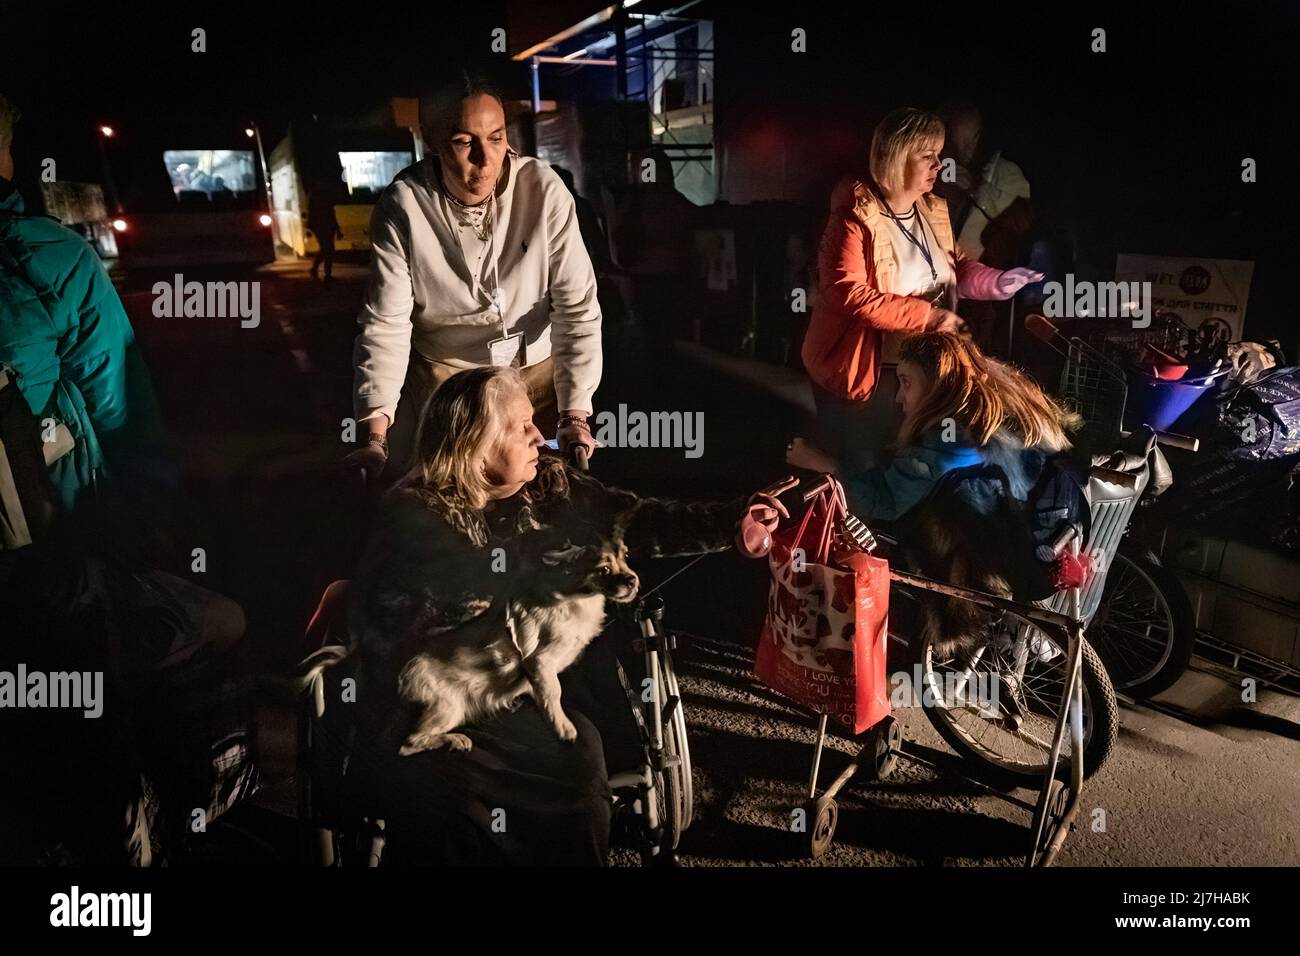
{"left": 1049, "top": 525, "right": 1079, "bottom": 557}
{"left": 1090, "top": 464, "right": 1139, "bottom": 489}
{"left": 1023, "top": 313, "right": 1059, "bottom": 343}
{"left": 1152, "top": 430, "right": 1199, "bottom": 452}
{"left": 801, "top": 475, "right": 834, "bottom": 502}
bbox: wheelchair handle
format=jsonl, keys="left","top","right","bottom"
{"left": 1152, "top": 430, "right": 1199, "bottom": 452}
{"left": 571, "top": 443, "right": 590, "bottom": 473}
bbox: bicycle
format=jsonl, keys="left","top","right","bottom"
{"left": 1025, "top": 313, "right": 1199, "bottom": 698}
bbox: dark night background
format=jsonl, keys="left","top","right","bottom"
{"left": 1, "top": 0, "right": 1295, "bottom": 343}
{"left": 2, "top": 0, "right": 1300, "bottom": 872}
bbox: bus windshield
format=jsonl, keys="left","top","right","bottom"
{"left": 337, "top": 151, "right": 411, "bottom": 203}
{"left": 163, "top": 149, "right": 258, "bottom": 202}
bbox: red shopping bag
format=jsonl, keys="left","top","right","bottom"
{"left": 753, "top": 480, "right": 891, "bottom": 734}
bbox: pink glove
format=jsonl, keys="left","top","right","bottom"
{"left": 993, "top": 267, "right": 1045, "bottom": 300}
{"left": 957, "top": 263, "right": 1044, "bottom": 302}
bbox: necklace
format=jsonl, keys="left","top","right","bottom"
{"left": 437, "top": 164, "right": 498, "bottom": 242}
{"left": 450, "top": 198, "right": 493, "bottom": 242}
{"left": 882, "top": 201, "right": 937, "bottom": 283}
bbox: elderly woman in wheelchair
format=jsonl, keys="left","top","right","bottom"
{"left": 304, "top": 365, "right": 783, "bottom": 865}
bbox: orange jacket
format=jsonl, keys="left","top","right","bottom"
{"left": 801, "top": 180, "right": 1004, "bottom": 400}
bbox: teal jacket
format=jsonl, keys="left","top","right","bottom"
{"left": 0, "top": 179, "right": 162, "bottom": 515}
{"left": 843, "top": 425, "right": 1051, "bottom": 523}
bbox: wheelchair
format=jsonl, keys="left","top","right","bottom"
{"left": 298, "top": 581, "right": 694, "bottom": 866}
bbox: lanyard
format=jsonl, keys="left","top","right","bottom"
{"left": 883, "top": 203, "right": 937, "bottom": 283}
{"left": 440, "top": 177, "right": 508, "bottom": 340}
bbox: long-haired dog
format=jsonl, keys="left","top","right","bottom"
{"left": 895, "top": 470, "right": 1038, "bottom": 662}
{"left": 304, "top": 524, "right": 640, "bottom": 757}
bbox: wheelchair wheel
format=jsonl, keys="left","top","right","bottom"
{"left": 1087, "top": 542, "right": 1195, "bottom": 699}
{"left": 919, "top": 618, "right": 1119, "bottom": 789}
{"left": 659, "top": 714, "right": 686, "bottom": 852}
{"left": 659, "top": 642, "right": 694, "bottom": 835}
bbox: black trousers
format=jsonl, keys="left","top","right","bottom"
{"left": 352, "top": 630, "right": 645, "bottom": 866}
{"left": 310, "top": 232, "right": 336, "bottom": 278}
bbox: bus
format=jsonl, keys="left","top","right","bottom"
{"left": 268, "top": 122, "right": 424, "bottom": 257}
{"left": 97, "top": 118, "right": 276, "bottom": 268}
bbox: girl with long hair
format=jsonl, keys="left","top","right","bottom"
{"left": 789, "top": 331, "right": 1079, "bottom": 520}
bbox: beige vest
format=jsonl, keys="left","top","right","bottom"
{"left": 849, "top": 184, "right": 959, "bottom": 364}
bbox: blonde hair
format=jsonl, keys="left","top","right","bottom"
{"left": 869, "top": 107, "right": 945, "bottom": 196}
{"left": 896, "top": 332, "right": 1080, "bottom": 450}
{"left": 411, "top": 365, "right": 530, "bottom": 511}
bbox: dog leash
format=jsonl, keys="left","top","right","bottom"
{"left": 639, "top": 551, "right": 713, "bottom": 600}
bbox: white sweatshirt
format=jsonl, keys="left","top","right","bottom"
{"left": 955, "top": 150, "right": 1031, "bottom": 262}
{"left": 352, "top": 153, "right": 602, "bottom": 423}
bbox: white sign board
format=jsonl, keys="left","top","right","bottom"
{"left": 1115, "top": 253, "right": 1254, "bottom": 343}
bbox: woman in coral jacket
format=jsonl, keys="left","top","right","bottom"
{"left": 800, "top": 107, "right": 1042, "bottom": 473}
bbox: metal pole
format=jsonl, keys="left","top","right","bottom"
{"left": 614, "top": 3, "right": 628, "bottom": 99}
{"left": 808, "top": 712, "right": 829, "bottom": 798}
{"left": 252, "top": 122, "right": 275, "bottom": 257}
{"left": 96, "top": 131, "right": 122, "bottom": 215}
{"left": 530, "top": 56, "right": 541, "bottom": 115}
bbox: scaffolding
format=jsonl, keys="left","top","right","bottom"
{"left": 514, "top": 1, "right": 716, "bottom": 204}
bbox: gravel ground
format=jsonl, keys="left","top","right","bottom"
{"left": 641, "top": 633, "right": 1300, "bottom": 867}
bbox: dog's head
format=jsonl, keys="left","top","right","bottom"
{"left": 537, "top": 530, "right": 640, "bottom": 604}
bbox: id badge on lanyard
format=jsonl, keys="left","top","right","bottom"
{"left": 451, "top": 193, "right": 525, "bottom": 368}
{"left": 488, "top": 330, "right": 526, "bottom": 368}
{"left": 483, "top": 245, "right": 525, "bottom": 368}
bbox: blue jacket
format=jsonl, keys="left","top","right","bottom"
{"left": 843, "top": 425, "right": 1051, "bottom": 523}
{"left": 0, "top": 179, "right": 163, "bottom": 515}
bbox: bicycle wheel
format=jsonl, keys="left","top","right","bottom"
{"left": 1087, "top": 542, "right": 1195, "bottom": 698}
{"left": 919, "top": 617, "right": 1119, "bottom": 789}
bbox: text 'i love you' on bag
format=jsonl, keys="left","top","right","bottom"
{"left": 754, "top": 477, "right": 891, "bottom": 734}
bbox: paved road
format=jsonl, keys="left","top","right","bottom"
{"left": 112, "top": 258, "right": 1300, "bottom": 866}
